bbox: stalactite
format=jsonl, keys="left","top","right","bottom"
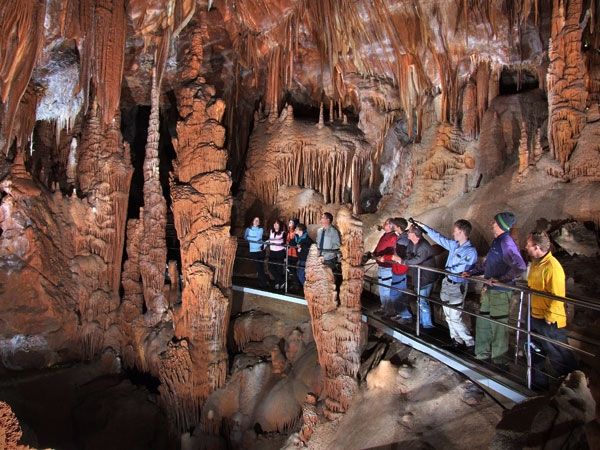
{"left": 92, "top": 0, "right": 126, "bottom": 125}
{"left": 547, "top": 0, "right": 587, "bottom": 170}
{"left": 139, "top": 69, "right": 168, "bottom": 319}
{"left": 0, "top": 0, "right": 46, "bottom": 154}
{"left": 475, "top": 60, "right": 490, "bottom": 129}
{"left": 462, "top": 81, "right": 478, "bottom": 139}
{"left": 303, "top": 207, "right": 363, "bottom": 420}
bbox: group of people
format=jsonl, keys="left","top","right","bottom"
{"left": 244, "top": 212, "right": 343, "bottom": 290}
{"left": 373, "top": 211, "right": 577, "bottom": 389}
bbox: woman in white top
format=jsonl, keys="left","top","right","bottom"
{"left": 268, "top": 219, "right": 287, "bottom": 289}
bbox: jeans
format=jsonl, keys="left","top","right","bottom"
{"left": 390, "top": 273, "right": 410, "bottom": 316}
{"left": 418, "top": 283, "right": 433, "bottom": 327}
{"left": 377, "top": 267, "right": 394, "bottom": 313}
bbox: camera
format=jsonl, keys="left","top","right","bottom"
{"left": 408, "top": 217, "right": 427, "bottom": 234}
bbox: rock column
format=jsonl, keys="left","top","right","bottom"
{"left": 304, "top": 206, "right": 363, "bottom": 419}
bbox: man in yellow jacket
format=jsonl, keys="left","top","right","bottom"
{"left": 525, "top": 231, "right": 578, "bottom": 389}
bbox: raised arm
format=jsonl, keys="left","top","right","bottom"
{"left": 421, "top": 224, "right": 456, "bottom": 251}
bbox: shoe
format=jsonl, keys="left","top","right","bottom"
{"left": 442, "top": 340, "right": 462, "bottom": 350}
{"left": 373, "top": 308, "right": 386, "bottom": 315}
{"left": 391, "top": 315, "right": 412, "bottom": 325}
{"left": 494, "top": 362, "right": 510, "bottom": 373}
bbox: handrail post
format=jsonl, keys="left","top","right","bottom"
{"left": 515, "top": 291, "right": 524, "bottom": 363}
{"left": 526, "top": 292, "right": 532, "bottom": 390}
{"left": 284, "top": 247, "right": 289, "bottom": 294}
{"left": 416, "top": 266, "right": 421, "bottom": 337}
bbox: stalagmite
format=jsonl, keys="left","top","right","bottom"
{"left": 329, "top": 99, "right": 334, "bottom": 123}
{"left": 303, "top": 207, "right": 363, "bottom": 420}
{"left": 76, "top": 100, "right": 133, "bottom": 357}
{"left": 167, "top": 8, "right": 237, "bottom": 430}
{"left": 139, "top": 69, "right": 168, "bottom": 320}
{"left": 66, "top": 138, "right": 78, "bottom": 186}
{"left": 317, "top": 102, "right": 324, "bottom": 129}
{"left": 547, "top": 0, "right": 587, "bottom": 171}
{"left": 284, "top": 103, "right": 294, "bottom": 126}
{"left": 533, "top": 128, "right": 543, "bottom": 162}
{"left": 518, "top": 123, "right": 530, "bottom": 178}
{"left": 298, "top": 393, "right": 319, "bottom": 445}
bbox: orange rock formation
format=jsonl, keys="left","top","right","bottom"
{"left": 304, "top": 207, "right": 364, "bottom": 419}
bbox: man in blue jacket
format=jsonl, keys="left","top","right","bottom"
{"left": 416, "top": 219, "right": 478, "bottom": 348}
{"left": 464, "top": 212, "right": 526, "bottom": 365}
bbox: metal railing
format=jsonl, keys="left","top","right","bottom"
{"left": 232, "top": 237, "right": 600, "bottom": 391}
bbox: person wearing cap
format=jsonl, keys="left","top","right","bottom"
{"left": 392, "top": 224, "right": 438, "bottom": 328}
{"left": 525, "top": 231, "right": 577, "bottom": 389}
{"left": 415, "top": 219, "right": 478, "bottom": 348}
{"left": 463, "top": 212, "right": 526, "bottom": 365}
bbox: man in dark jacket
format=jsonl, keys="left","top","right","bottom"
{"left": 464, "top": 212, "right": 526, "bottom": 365}
{"left": 393, "top": 224, "right": 437, "bottom": 328}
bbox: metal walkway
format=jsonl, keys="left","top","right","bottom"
{"left": 232, "top": 283, "right": 532, "bottom": 404}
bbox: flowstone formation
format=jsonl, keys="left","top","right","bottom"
{"left": 303, "top": 207, "right": 364, "bottom": 419}
{"left": 239, "top": 108, "right": 370, "bottom": 223}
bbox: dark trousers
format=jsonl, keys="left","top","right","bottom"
{"left": 249, "top": 251, "right": 267, "bottom": 287}
{"left": 297, "top": 260, "right": 306, "bottom": 285}
{"left": 288, "top": 256, "right": 298, "bottom": 282}
{"left": 269, "top": 250, "right": 286, "bottom": 285}
{"left": 531, "top": 317, "right": 578, "bottom": 388}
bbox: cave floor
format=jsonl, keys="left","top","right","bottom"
{"left": 0, "top": 359, "right": 173, "bottom": 450}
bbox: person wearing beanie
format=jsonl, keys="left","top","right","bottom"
{"left": 463, "top": 211, "right": 526, "bottom": 366}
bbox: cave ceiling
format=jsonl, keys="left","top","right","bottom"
{"left": 1, "top": 0, "right": 578, "bottom": 156}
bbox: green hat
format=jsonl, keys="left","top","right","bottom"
{"left": 494, "top": 212, "right": 516, "bottom": 232}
